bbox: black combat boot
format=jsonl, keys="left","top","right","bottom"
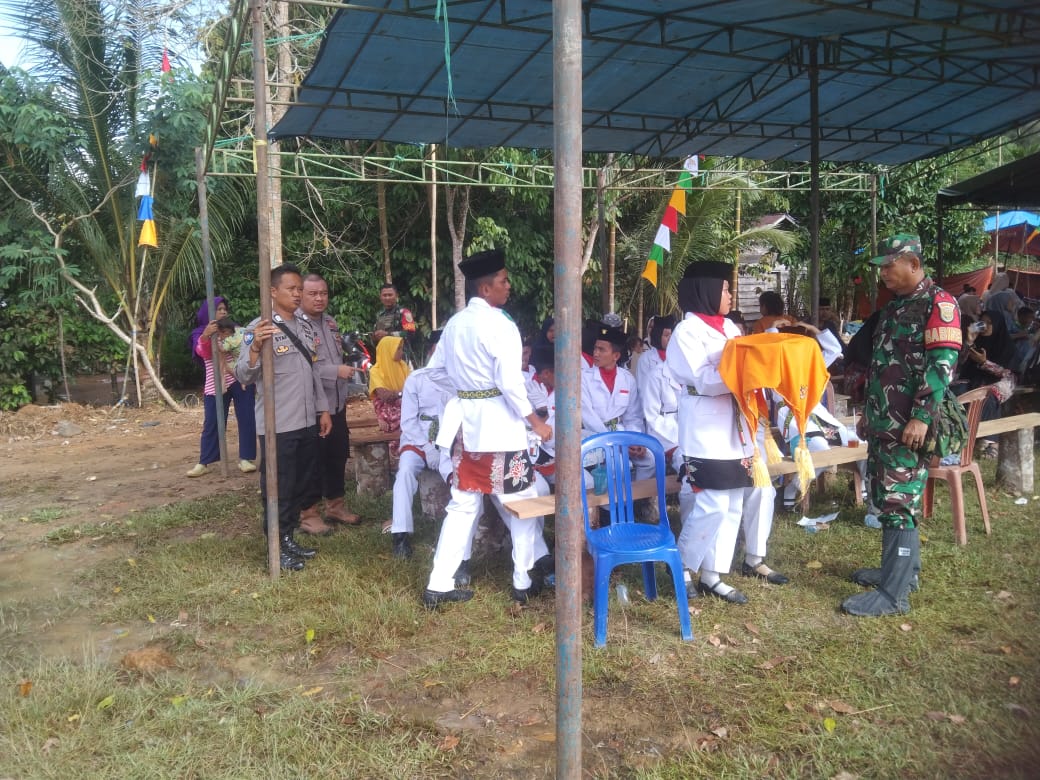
{"left": 281, "top": 534, "right": 317, "bottom": 559}
{"left": 391, "top": 532, "right": 413, "bottom": 560}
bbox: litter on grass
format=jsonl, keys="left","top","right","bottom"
{"left": 798, "top": 511, "right": 839, "bottom": 533}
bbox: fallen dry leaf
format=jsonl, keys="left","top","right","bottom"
{"left": 120, "top": 647, "right": 175, "bottom": 675}
{"left": 693, "top": 732, "right": 718, "bottom": 752}
{"left": 423, "top": 680, "right": 444, "bottom": 689}
{"left": 756, "top": 655, "right": 795, "bottom": 671}
{"left": 899, "top": 623, "right": 913, "bottom": 632}
{"left": 1000, "top": 646, "right": 1013, "bottom": 655}
{"left": 996, "top": 590, "right": 1013, "bottom": 600}
{"left": 827, "top": 699, "right": 856, "bottom": 715}
{"left": 531, "top": 622, "right": 547, "bottom": 634}
{"left": 806, "top": 560, "right": 823, "bottom": 569}
{"left": 925, "top": 711, "right": 947, "bottom": 721}
{"left": 18, "top": 680, "right": 32, "bottom": 697}
{"left": 711, "top": 726, "right": 728, "bottom": 739}
{"left": 1009, "top": 676, "right": 1021, "bottom": 687}
{"left": 532, "top": 731, "right": 556, "bottom": 742}
{"left": 648, "top": 653, "right": 662, "bottom": 665}
{"left": 301, "top": 686, "right": 323, "bottom": 697}
{"left": 41, "top": 737, "right": 60, "bottom": 754}
{"left": 948, "top": 714, "right": 967, "bottom": 725}
{"left": 707, "top": 634, "right": 722, "bottom": 648}
{"left": 744, "top": 621, "right": 760, "bottom": 636}
{"left": 831, "top": 772, "right": 859, "bottom": 780}
{"left": 67, "top": 713, "right": 80, "bottom": 723}
{"left": 437, "top": 734, "right": 460, "bottom": 751}
{"left": 823, "top": 717, "right": 836, "bottom": 733}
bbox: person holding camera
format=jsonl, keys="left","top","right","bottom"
{"left": 296, "top": 272, "right": 362, "bottom": 532}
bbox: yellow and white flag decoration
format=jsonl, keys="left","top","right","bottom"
{"left": 641, "top": 155, "right": 703, "bottom": 287}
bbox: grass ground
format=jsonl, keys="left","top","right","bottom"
{"left": 1, "top": 462, "right": 1038, "bottom": 778}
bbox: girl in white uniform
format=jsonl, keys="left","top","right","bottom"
{"left": 665, "top": 261, "right": 766, "bottom": 603}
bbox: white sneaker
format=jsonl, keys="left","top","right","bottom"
{"left": 186, "top": 463, "right": 208, "bottom": 477}
{"left": 238, "top": 460, "right": 257, "bottom": 473}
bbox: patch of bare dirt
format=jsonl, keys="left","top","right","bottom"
{"left": 0, "top": 403, "right": 254, "bottom": 543}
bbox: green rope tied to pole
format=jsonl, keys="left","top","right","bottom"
{"left": 435, "top": 0, "right": 457, "bottom": 114}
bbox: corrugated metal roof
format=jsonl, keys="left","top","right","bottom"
{"left": 270, "top": 1, "right": 1040, "bottom": 164}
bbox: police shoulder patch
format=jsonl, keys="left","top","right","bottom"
{"left": 243, "top": 331, "right": 254, "bottom": 346}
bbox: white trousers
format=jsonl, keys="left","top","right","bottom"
{"left": 677, "top": 487, "right": 744, "bottom": 575}
{"left": 700, "top": 485, "right": 775, "bottom": 574}
{"left": 427, "top": 482, "right": 543, "bottom": 593}
{"left": 390, "top": 446, "right": 451, "bottom": 534}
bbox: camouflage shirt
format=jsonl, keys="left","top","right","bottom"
{"left": 865, "top": 278, "right": 961, "bottom": 440}
{"left": 373, "top": 304, "right": 416, "bottom": 339}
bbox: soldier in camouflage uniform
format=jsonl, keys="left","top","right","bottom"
{"left": 843, "top": 234, "right": 961, "bottom": 617}
{"left": 372, "top": 283, "right": 418, "bottom": 363}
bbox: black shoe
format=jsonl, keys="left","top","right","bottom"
{"left": 392, "top": 533, "right": 413, "bottom": 560}
{"left": 741, "top": 561, "right": 790, "bottom": 585}
{"left": 511, "top": 585, "right": 541, "bottom": 604}
{"left": 279, "top": 551, "right": 305, "bottom": 571}
{"left": 422, "top": 588, "right": 474, "bottom": 609}
{"left": 453, "top": 559, "right": 472, "bottom": 588}
{"left": 281, "top": 534, "right": 317, "bottom": 559}
{"left": 696, "top": 580, "right": 748, "bottom": 605}
{"left": 531, "top": 554, "right": 556, "bottom": 588}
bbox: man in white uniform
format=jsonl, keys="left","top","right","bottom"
{"left": 422, "top": 249, "right": 553, "bottom": 608}
{"left": 387, "top": 331, "right": 454, "bottom": 560}
{"left": 581, "top": 324, "right": 653, "bottom": 482}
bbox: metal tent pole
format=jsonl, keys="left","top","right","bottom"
{"left": 809, "top": 41, "right": 821, "bottom": 325}
{"left": 553, "top": 0, "right": 583, "bottom": 775}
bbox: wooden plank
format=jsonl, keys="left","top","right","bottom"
{"left": 977, "top": 413, "right": 1040, "bottom": 437}
{"left": 351, "top": 429, "right": 401, "bottom": 445}
{"left": 498, "top": 475, "right": 682, "bottom": 520}
{"left": 495, "top": 413, "right": 1040, "bottom": 520}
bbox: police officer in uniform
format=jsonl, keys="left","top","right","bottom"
{"left": 235, "top": 264, "right": 332, "bottom": 571}
{"left": 298, "top": 273, "right": 362, "bottom": 534}
{"left": 843, "top": 234, "right": 961, "bottom": 616}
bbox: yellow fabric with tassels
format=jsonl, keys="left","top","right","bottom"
{"left": 719, "top": 333, "right": 830, "bottom": 496}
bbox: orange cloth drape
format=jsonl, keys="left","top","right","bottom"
{"left": 719, "top": 333, "right": 830, "bottom": 490}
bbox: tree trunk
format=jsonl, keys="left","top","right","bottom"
{"left": 377, "top": 176, "right": 392, "bottom": 282}
{"left": 445, "top": 183, "right": 471, "bottom": 312}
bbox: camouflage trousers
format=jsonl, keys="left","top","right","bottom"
{"left": 867, "top": 440, "right": 928, "bottom": 530}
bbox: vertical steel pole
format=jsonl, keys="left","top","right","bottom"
{"left": 809, "top": 41, "right": 821, "bottom": 325}
{"left": 196, "top": 148, "right": 229, "bottom": 477}
{"left": 870, "top": 174, "right": 878, "bottom": 309}
{"left": 936, "top": 203, "right": 945, "bottom": 285}
{"left": 553, "top": 0, "right": 583, "bottom": 776}
{"left": 250, "top": 0, "right": 280, "bottom": 580}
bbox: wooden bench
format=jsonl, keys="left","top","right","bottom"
{"left": 499, "top": 411, "right": 1040, "bottom": 519}
{"left": 979, "top": 411, "right": 1040, "bottom": 495}
{"left": 345, "top": 399, "right": 399, "bottom": 495}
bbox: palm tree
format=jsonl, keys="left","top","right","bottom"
{"left": 0, "top": 0, "right": 250, "bottom": 407}
{"left": 616, "top": 171, "right": 800, "bottom": 319}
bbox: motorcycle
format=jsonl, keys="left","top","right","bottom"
{"left": 341, "top": 331, "right": 373, "bottom": 395}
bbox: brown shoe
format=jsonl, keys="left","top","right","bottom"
{"left": 324, "top": 496, "right": 361, "bottom": 525}
{"left": 299, "top": 504, "right": 333, "bottom": 536}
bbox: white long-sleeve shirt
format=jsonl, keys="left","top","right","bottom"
{"left": 428, "top": 297, "right": 533, "bottom": 452}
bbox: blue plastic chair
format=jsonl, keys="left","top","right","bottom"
{"left": 581, "top": 431, "right": 694, "bottom": 648}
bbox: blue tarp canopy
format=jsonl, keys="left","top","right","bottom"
{"left": 983, "top": 211, "right": 1040, "bottom": 232}
{"left": 270, "top": 1, "right": 1040, "bottom": 164}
